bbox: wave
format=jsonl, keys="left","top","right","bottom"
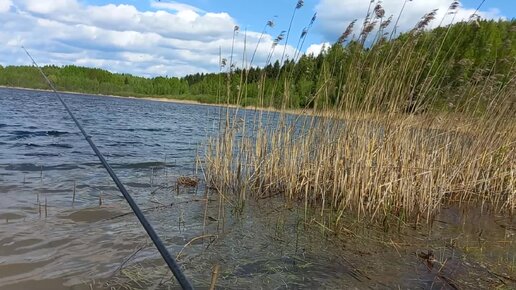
{"left": 119, "top": 128, "right": 166, "bottom": 132}
{"left": 8, "top": 130, "right": 71, "bottom": 140}
{"left": 10, "top": 142, "right": 72, "bottom": 149}
{"left": 105, "top": 141, "right": 143, "bottom": 147}
{"left": 4, "top": 163, "right": 80, "bottom": 171}
{"left": 124, "top": 182, "right": 151, "bottom": 188}
{"left": 23, "top": 143, "right": 44, "bottom": 147}
{"left": 111, "top": 161, "right": 166, "bottom": 169}
{"left": 24, "top": 152, "right": 60, "bottom": 157}
{"left": 48, "top": 143, "right": 73, "bottom": 149}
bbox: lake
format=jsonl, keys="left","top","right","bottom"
{"left": 0, "top": 87, "right": 514, "bottom": 289}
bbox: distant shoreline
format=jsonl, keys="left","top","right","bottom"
{"left": 0, "top": 85, "right": 217, "bottom": 107}
{"left": 0, "top": 85, "right": 311, "bottom": 115}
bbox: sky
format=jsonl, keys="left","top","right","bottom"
{"left": 0, "top": 0, "right": 513, "bottom": 77}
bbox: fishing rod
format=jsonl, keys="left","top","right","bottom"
{"left": 22, "top": 47, "right": 194, "bottom": 290}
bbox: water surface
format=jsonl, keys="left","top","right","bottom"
{"left": 0, "top": 88, "right": 514, "bottom": 289}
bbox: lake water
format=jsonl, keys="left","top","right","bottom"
{"left": 0, "top": 87, "right": 222, "bottom": 288}
{"left": 0, "top": 87, "right": 515, "bottom": 289}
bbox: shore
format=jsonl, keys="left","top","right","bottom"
{"left": 0, "top": 85, "right": 313, "bottom": 115}
{"left": 1, "top": 85, "right": 217, "bottom": 106}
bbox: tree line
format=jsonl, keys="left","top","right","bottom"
{"left": 0, "top": 19, "right": 514, "bottom": 110}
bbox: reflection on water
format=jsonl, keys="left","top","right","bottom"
{"left": 0, "top": 88, "right": 514, "bottom": 289}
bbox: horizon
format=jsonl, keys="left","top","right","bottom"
{"left": 0, "top": 0, "right": 513, "bottom": 78}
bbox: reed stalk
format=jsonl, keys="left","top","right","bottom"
{"left": 203, "top": 4, "right": 516, "bottom": 229}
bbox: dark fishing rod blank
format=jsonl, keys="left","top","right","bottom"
{"left": 22, "top": 47, "right": 193, "bottom": 290}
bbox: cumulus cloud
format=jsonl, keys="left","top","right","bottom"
{"left": 315, "top": 0, "right": 504, "bottom": 43}
{"left": 150, "top": 0, "right": 205, "bottom": 13}
{"left": 306, "top": 42, "right": 330, "bottom": 56}
{"left": 0, "top": 0, "right": 13, "bottom": 13}
{"left": 0, "top": 0, "right": 297, "bottom": 77}
{"left": 0, "top": 0, "right": 12, "bottom": 13}
{"left": 18, "top": 0, "right": 79, "bottom": 14}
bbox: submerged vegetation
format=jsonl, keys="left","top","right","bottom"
{"left": 202, "top": 0, "right": 516, "bottom": 231}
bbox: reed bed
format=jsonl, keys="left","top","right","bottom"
{"left": 205, "top": 111, "right": 515, "bottom": 225}
{"left": 203, "top": 1, "right": 516, "bottom": 227}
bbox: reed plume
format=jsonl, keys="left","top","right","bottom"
{"left": 203, "top": 4, "right": 516, "bottom": 232}
{"left": 413, "top": 9, "right": 439, "bottom": 33}
{"left": 338, "top": 19, "right": 357, "bottom": 45}
{"left": 374, "top": 2, "right": 385, "bottom": 19}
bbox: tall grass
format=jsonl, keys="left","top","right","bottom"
{"left": 203, "top": 1, "right": 516, "bottom": 228}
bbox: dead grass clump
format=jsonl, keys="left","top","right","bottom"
{"left": 176, "top": 176, "right": 199, "bottom": 195}
{"left": 177, "top": 176, "right": 199, "bottom": 188}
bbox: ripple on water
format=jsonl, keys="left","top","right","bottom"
{"left": 7, "top": 130, "right": 70, "bottom": 140}
{"left": 0, "top": 185, "right": 20, "bottom": 192}
{"left": 0, "top": 213, "right": 25, "bottom": 221}
{"left": 105, "top": 141, "right": 143, "bottom": 147}
{"left": 124, "top": 182, "right": 150, "bottom": 188}
{"left": 21, "top": 143, "right": 44, "bottom": 148}
{"left": 119, "top": 128, "right": 165, "bottom": 132}
{"left": 4, "top": 163, "right": 80, "bottom": 171}
{"left": 111, "top": 161, "right": 166, "bottom": 169}
{"left": 48, "top": 143, "right": 73, "bottom": 149}
{"left": 23, "top": 153, "right": 61, "bottom": 157}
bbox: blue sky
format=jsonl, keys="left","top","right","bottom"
{"left": 0, "top": 0, "right": 512, "bottom": 77}
{"left": 102, "top": 0, "right": 515, "bottom": 48}
{"left": 152, "top": 0, "right": 515, "bottom": 47}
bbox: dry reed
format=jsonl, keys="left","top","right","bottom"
{"left": 203, "top": 3, "right": 516, "bottom": 229}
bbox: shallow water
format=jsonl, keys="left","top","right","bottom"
{"left": 0, "top": 87, "right": 514, "bottom": 289}
{"left": 0, "top": 87, "right": 220, "bottom": 288}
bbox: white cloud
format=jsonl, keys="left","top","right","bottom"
{"left": 306, "top": 42, "right": 330, "bottom": 56}
{"left": 315, "top": 0, "right": 505, "bottom": 42}
{"left": 150, "top": 0, "right": 205, "bottom": 13}
{"left": 3, "top": 0, "right": 502, "bottom": 78}
{"left": 19, "top": 0, "right": 80, "bottom": 14}
{"left": 0, "top": 1, "right": 298, "bottom": 77}
{"left": 0, "top": 0, "right": 12, "bottom": 13}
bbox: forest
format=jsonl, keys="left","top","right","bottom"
{"left": 0, "top": 19, "right": 514, "bottom": 110}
